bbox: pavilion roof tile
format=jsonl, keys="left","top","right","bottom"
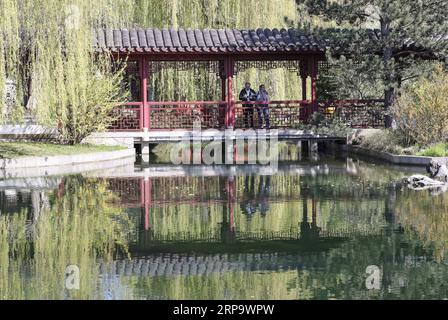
{"left": 93, "top": 27, "right": 326, "bottom": 53}
{"left": 93, "top": 27, "right": 441, "bottom": 58}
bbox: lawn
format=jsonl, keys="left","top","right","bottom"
{"left": 0, "top": 142, "right": 125, "bottom": 159}
{"left": 416, "top": 143, "right": 448, "bottom": 157}
{"left": 357, "top": 130, "right": 448, "bottom": 157}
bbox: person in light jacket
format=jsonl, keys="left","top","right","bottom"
{"left": 256, "top": 85, "right": 270, "bottom": 129}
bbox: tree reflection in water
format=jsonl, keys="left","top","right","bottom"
{"left": 0, "top": 176, "right": 133, "bottom": 300}
{"left": 1, "top": 158, "right": 448, "bottom": 299}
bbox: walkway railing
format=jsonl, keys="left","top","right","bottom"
{"left": 147, "top": 101, "right": 226, "bottom": 129}
{"left": 318, "top": 99, "right": 385, "bottom": 128}
{"left": 108, "top": 99, "right": 385, "bottom": 131}
{"left": 234, "top": 100, "right": 312, "bottom": 129}
{"left": 109, "top": 102, "right": 142, "bottom": 131}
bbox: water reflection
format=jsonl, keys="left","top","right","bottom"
{"left": 237, "top": 175, "right": 272, "bottom": 218}
{"left": 0, "top": 176, "right": 133, "bottom": 300}
{"left": 2, "top": 155, "right": 448, "bottom": 299}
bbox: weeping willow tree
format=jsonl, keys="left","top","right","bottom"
{"left": 1, "top": 0, "right": 303, "bottom": 134}
{"left": 133, "top": 0, "right": 304, "bottom": 102}
{"left": 0, "top": 0, "right": 132, "bottom": 143}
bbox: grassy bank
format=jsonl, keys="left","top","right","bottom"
{"left": 0, "top": 142, "right": 125, "bottom": 159}
{"left": 416, "top": 143, "right": 448, "bottom": 157}
{"left": 356, "top": 130, "right": 448, "bottom": 157}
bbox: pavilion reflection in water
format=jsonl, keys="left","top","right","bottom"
{"left": 2, "top": 161, "right": 444, "bottom": 299}
{"left": 0, "top": 161, "right": 396, "bottom": 250}
{"left": 94, "top": 162, "right": 398, "bottom": 280}
{"left": 0, "top": 160, "right": 403, "bottom": 291}
{"left": 101, "top": 162, "right": 394, "bottom": 254}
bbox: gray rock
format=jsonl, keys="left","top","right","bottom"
{"left": 426, "top": 159, "right": 448, "bottom": 182}
{"left": 405, "top": 174, "right": 448, "bottom": 195}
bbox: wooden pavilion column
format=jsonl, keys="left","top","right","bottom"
{"left": 300, "top": 61, "right": 308, "bottom": 101}
{"left": 225, "top": 57, "right": 235, "bottom": 128}
{"left": 141, "top": 57, "right": 150, "bottom": 130}
{"left": 140, "top": 56, "right": 152, "bottom": 159}
{"left": 300, "top": 60, "right": 309, "bottom": 121}
{"left": 220, "top": 61, "right": 227, "bottom": 128}
{"left": 309, "top": 56, "right": 318, "bottom": 113}
{"left": 220, "top": 61, "right": 227, "bottom": 101}
{"left": 139, "top": 57, "right": 151, "bottom": 131}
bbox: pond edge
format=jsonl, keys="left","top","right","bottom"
{"left": 0, "top": 148, "right": 135, "bottom": 169}
{"left": 346, "top": 145, "right": 448, "bottom": 167}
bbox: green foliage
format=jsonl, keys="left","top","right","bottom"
{"left": 318, "top": 54, "right": 384, "bottom": 101}
{"left": 416, "top": 143, "right": 448, "bottom": 157}
{"left": 0, "top": 0, "right": 131, "bottom": 143}
{"left": 136, "top": 0, "right": 302, "bottom": 102}
{"left": 392, "top": 65, "right": 448, "bottom": 146}
{"left": 358, "top": 129, "right": 412, "bottom": 154}
{"left": 296, "top": 0, "right": 448, "bottom": 106}
{"left": 358, "top": 131, "right": 448, "bottom": 157}
{"left": 1, "top": 0, "right": 302, "bottom": 131}
{"left": 54, "top": 57, "right": 127, "bottom": 145}
{"left": 7, "top": 103, "right": 24, "bottom": 124}
{"left": 0, "top": 176, "right": 133, "bottom": 299}
{"left": 298, "top": 112, "right": 351, "bottom": 137}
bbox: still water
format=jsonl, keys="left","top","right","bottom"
{"left": 1, "top": 152, "right": 448, "bottom": 300}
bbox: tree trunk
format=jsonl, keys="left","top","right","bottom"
{"left": 381, "top": 18, "right": 394, "bottom": 128}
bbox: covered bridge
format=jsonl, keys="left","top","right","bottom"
{"left": 92, "top": 27, "right": 386, "bottom": 134}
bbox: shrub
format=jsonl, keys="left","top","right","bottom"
{"left": 299, "top": 112, "right": 351, "bottom": 137}
{"left": 416, "top": 143, "right": 448, "bottom": 157}
{"left": 49, "top": 56, "right": 127, "bottom": 145}
{"left": 358, "top": 129, "right": 404, "bottom": 154}
{"left": 38, "top": 55, "right": 126, "bottom": 145}
{"left": 392, "top": 65, "right": 448, "bottom": 146}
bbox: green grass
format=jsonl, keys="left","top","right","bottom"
{"left": 416, "top": 143, "right": 448, "bottom": 157}
{"left": 0, "top": 142, "right": 126, "bottom": 159}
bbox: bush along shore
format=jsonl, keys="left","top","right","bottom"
{"left": 353, "top": 130, "right": 448, "bottom": 157}
{"left": 351, "top": 65, "right": 448, "bottom": 158}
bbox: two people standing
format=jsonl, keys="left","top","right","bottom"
{"left": 239, "top": 82, "right": 270, "bottom": 129}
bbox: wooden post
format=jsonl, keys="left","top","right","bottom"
{"left": 300, "top": 60, "right": 308, "bottom": 100}
{"left": 300, "top": 60, "right": 309, "bottom": 122}
{"left": 310, "top": 57, "right": 318, "bottom": 113}
{"left": 221, "top": 61, "right": 227, "bottom": 101}
{"left": 220, "top": 61, "right": 227, "bottom": 128}
{"left": 141, "top": 57, "right": 149, "bottom": 130}
{"left": 226, "top": 57, "right": 235, "bottom": 129}
{"left": 302, "top": 76, "right": 307, "bottom": 100}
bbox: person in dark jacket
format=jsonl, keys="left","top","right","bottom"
{"left": 239, "top": 82, "right": 257, "bottom": 128}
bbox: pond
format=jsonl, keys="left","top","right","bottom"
{"left": 1, "top": 151, "right": 448, "bottom": 300}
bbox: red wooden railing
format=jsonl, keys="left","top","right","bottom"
{"left": 109, "top": 102, "right": 143, "bottom": 131}
{"left": 318, "top": 99, "right": 385, "bottom": 128}
{"left": 234, "top": 100, "right": 313, "bottom": 129}
{"left": 147, "top": 101, "right": 226, "bottom": 129}
{"left": 108, "top": 99, "right": 385, "bottom": 131}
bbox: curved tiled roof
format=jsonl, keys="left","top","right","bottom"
{"left": 92, "top": 28, "right": 326, "bottom": 53}
{"left": 92, "top": 27, "right": 442, "bottom": 58}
